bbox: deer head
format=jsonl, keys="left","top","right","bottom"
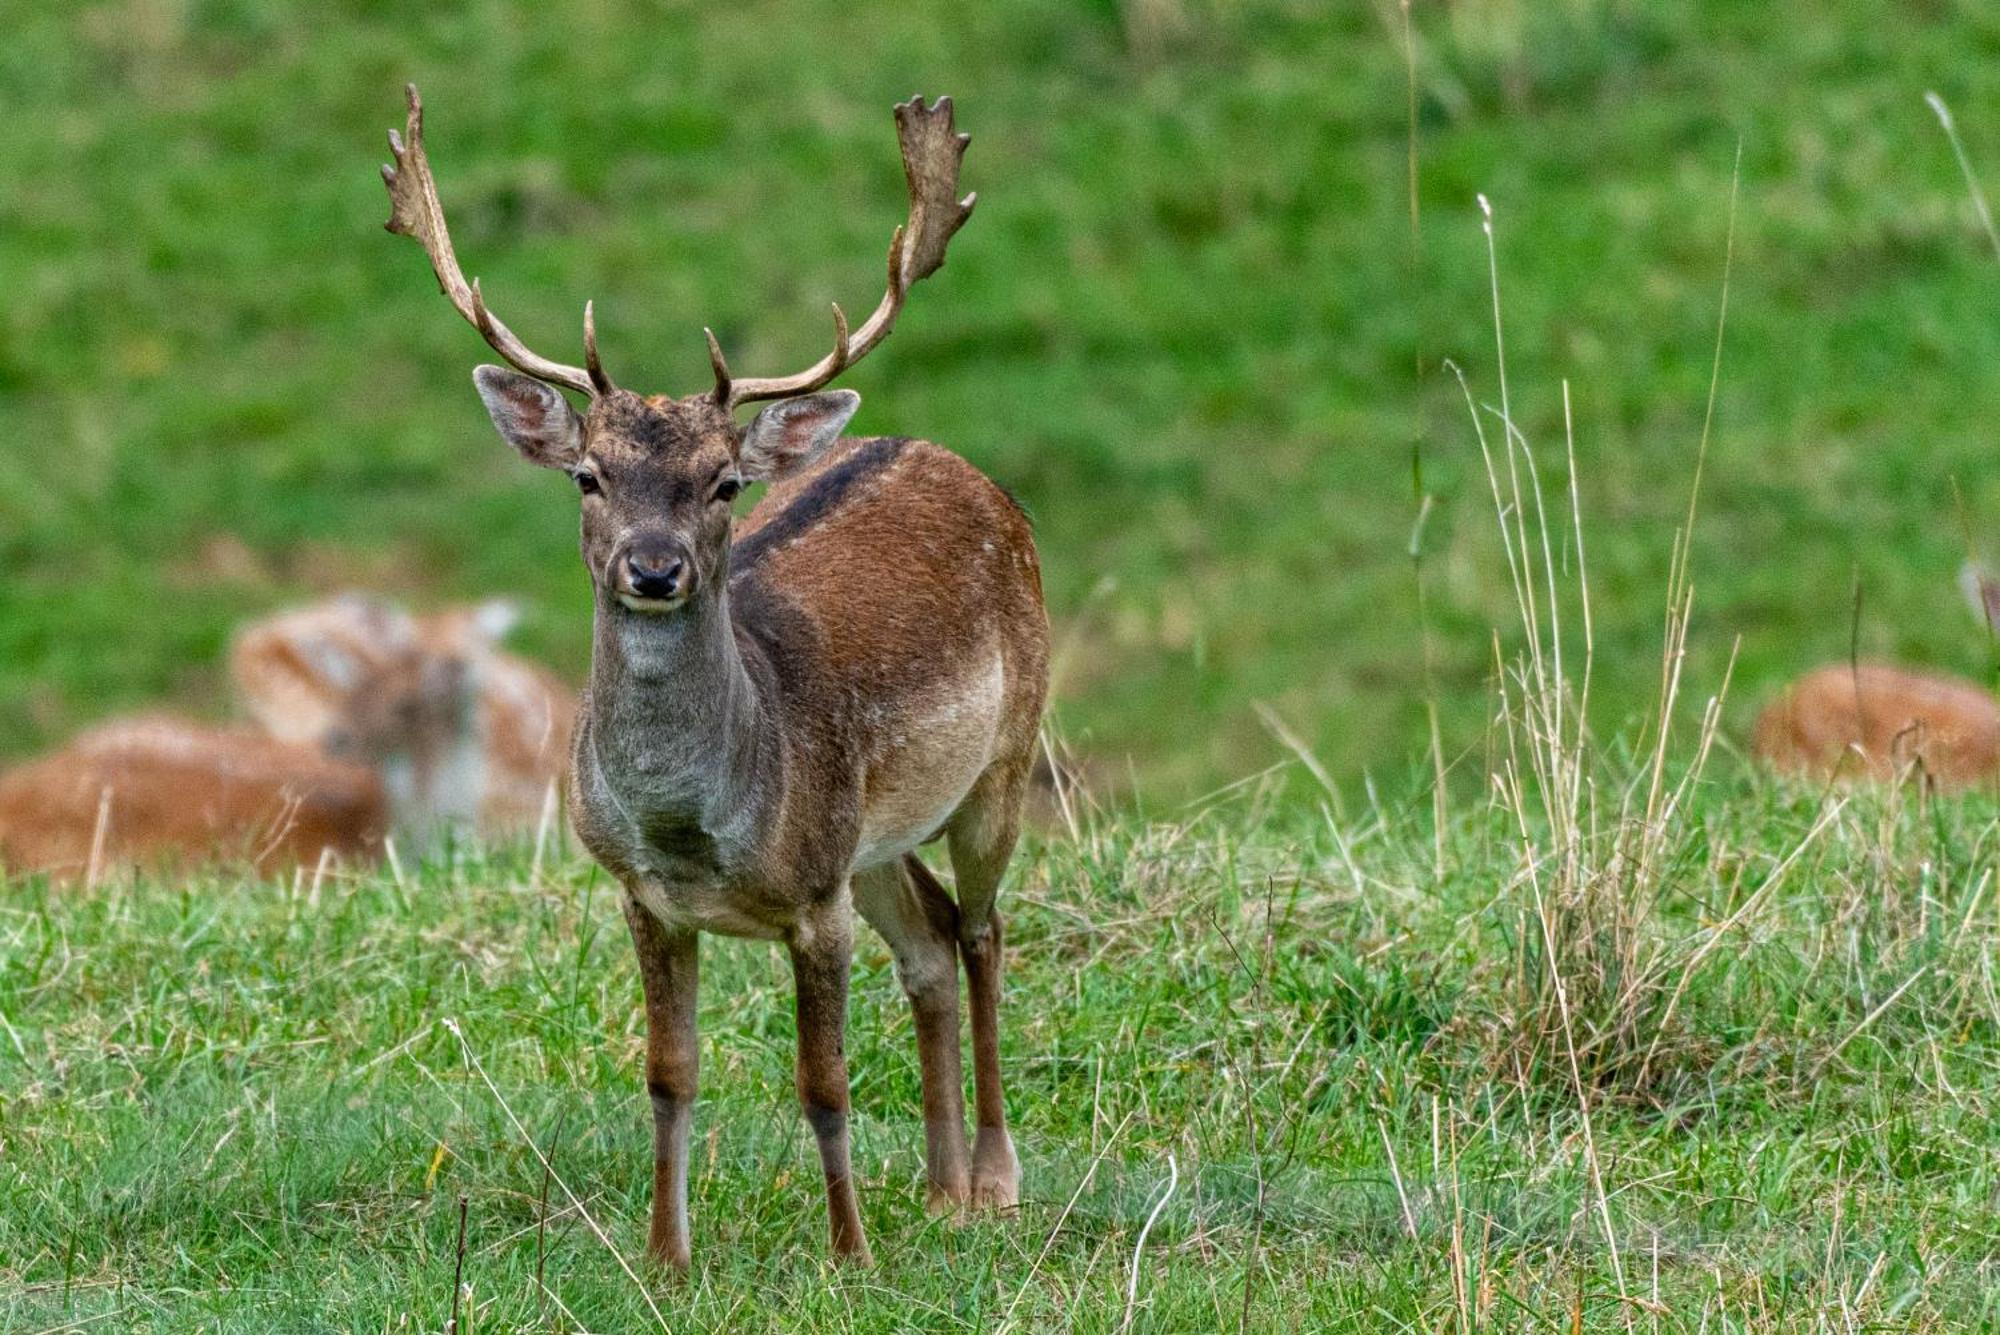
{"left": 231, "top": 592, "right": 500, "bottom": 836}
{"left": 381, "top": 85, "right": 975, "bottom": 618}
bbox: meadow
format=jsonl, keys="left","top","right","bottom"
{"left": 9, "top": 1, "right": 2000, "bottom": 1330}
{"left": 7, "top": 771, "right": 2000, "bottom": 1330}
{"left": 5, "top": 1, "right": 2000, "bottom": 795}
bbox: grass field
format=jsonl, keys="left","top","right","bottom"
{"left": 18, "top": 343, "right": 2000, "bottom": 1329}
{"left": 12, "top": 3, "right": 2000, "bottom": 1331}
{"left": 7, "top": 771, "right": 2000, "bottom": 1331}
{"left": 7, "top": 2, "right": 2000, "bottom": 795}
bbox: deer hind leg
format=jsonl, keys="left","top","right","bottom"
{"left": 946, "top": 762, "right": 1030, "bottom": 1211}
{"left": 855, "top": 859, "right": 972, "bottom": 1213}
{"left": 622, "top": 898, "right": 700, "bottom": 1270}
{"left": 789, "top": 897, "right": 871, "bottom": 1263}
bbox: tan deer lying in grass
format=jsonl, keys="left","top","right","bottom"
{"left": 233, "top": 593, "right": 576, "bottom": 836}
{"left": 1752, "top": 567, "right": 2000, "bottom": 790}
{"left": 382, "top": 85, "right": 1048, "bottom": 1266}
{"left": 0, "top": 635, "right": 472, "bottom": 880}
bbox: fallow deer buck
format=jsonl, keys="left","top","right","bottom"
{"left": 1752, "top": 566, "right": 2000, "bottom": 790}
{"left": 381, "top": 85, "right": 1048, "bottom": 1265}
{"left": 233, "top": 593, "right": 576, "bottom": 837}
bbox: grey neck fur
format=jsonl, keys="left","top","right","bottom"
{"left": 583, "top": 583, "right": 776, "bottom": 856}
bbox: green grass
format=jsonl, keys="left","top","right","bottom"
{"left": 11, "top": 5, "right": 2000, "bottom": 1328}
{"left": 8, "top": 2, "right": 2000, "bottom": 795}
{"left": 6, "top": 776, "right": 2000, "bottom": 1331}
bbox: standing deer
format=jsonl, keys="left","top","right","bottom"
{"left": 382, "top": 86, "right": 1048, "bottom": 1265}
{"left": 1752, "top": 566, "right": 2000, "bottom": 790}
{"left": 233, "top": 593, "right": 576, "bottom": 836}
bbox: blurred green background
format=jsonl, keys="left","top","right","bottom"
{"left": 5, "top": 0, "right": 2000, "bottom": 800}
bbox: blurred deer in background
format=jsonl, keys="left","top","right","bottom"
{"left": 383, "top": 84, "right": 1048, "bottom": 1266}
{"left": 1752, "top": 565, "right": 2000, "bottom": 790}
{"left": 233, "top": 593, "right": 575, "bottom": 836}
{"left": 0, "top": 636, "right": 474, "bottom": 880}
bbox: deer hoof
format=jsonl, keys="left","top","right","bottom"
{"left": 971, "top": 1131, "right": 1020, "bottom": 1211}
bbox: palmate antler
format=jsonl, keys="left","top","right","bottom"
{"left": 707, "top": 96, "right": 976, "bottom": 409}
{"left": 381, "top": 84, "right": 614, "bottom": 399}
{"left": 383, "top": 87, "right": 973, "bottom": 411}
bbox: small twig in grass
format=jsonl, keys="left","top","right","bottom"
{"left": 534, "top": 1109, "right": 568, "bottom": 1320}
{"left": 1118, "top": 1151, "right": 1179, "bottom": 1335}
{"left": 1401, "top": 0, "right": 1419, "bottom": 251}
{"left": 529, "top": 781, "right": 559, "bottom": 888}
{"left": 308, "top": 845, "right": 333, "bottom": 906}
{"left": 83, "top": 786, "right": 112, "bottom": 894}
{"left": 1807, "top": 964, "right": 1931, "bottom": 1085}
{"left": 1848, "top": 563, "right": 1864, "bottom": 725}
{"left": 1636, "top": 796, "right": 1844, "bottom": 1087}
{"left": 448, "top": 1193, "right": 468, "bottom": 1335}
{"left": 25, "top": 1306, "right": 131, "bottom": 1334}
{"left": 1524, "top": 859, "right": 1630, "bottom": 1324}
{"left": 994, "top": 1112, "right": 1134, "bottom": 1335}
{"left": 1253, "top": 702, "right": 1337, "bottom": 805}
{"left": 531, "top": 1274, "right": 590, "bottom": 1334}
{"left": 384, "top": 836, "right": 407, "bottom": 894}
{"left": 349, "top": 1026, "right": 430, "bottom": 1081}
{"left": 1253, "top": 703, "right": 1366, "bottom": 891}
{"left": 1926, "top": 92, "right": 2000, "bottom": 264}
{"left": 1411, "top": 469, "right": 1450, "bottom": 876}
{"left": 1206, "top": 889, "right": 1298, "bottom": 1335}
{"left": 1376, "top": 1117, "right": 1418, "bottom": 1239}
{"left": 1680, "top": 139, "right": 1741, "bottom": 562}
{"left": 441, "top": 1018, "right": 672, "bottom": 1332}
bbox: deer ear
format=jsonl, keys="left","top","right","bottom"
{"left": 466, "top": 598, "right": 522, "bottom": 644}
{"left": 474, "top": 365, "right": 584, "bottom": 468}
{"left": 422, "top": 599, "right": 520, "bottom": 658}
{"left": 231, "top": 595, "right": 412, "bottom": 746}
{"left": 738, "top": 390, "right": 860, "bottom": 482}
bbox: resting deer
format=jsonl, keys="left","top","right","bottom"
{"left": 233, "top": 593, "right": 576, "bottom": 836}
{"left": 1752, "top": 566, "right": 2000, "bottom": 790}
{"left": 382, "top": 86, "right": 1048, "bottom": 1266}
{"left": 0, "top": 640, "right": 472, "bottom": 879}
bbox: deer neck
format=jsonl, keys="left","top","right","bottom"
{"left": 584, "top": 583, "right": 777, "bottom": 845}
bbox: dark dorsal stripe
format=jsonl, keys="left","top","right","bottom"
{"left": 730, "top": 437, "right": 911, "bottom": 574}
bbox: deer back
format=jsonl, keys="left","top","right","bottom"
{"left": 1752, "top": 663, "right": 2000, "bottom": 789}
{"left": 0, "top": 716, "right": 386, "bottom": 880}
{"left": 725, "top": 434, "right": 1047, "bottom": 865}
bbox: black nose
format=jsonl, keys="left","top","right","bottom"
{"left": 627, "top": 555, "right": 686, "bottom": 600}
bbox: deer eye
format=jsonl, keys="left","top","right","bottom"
{"left": 573, "top": 469, "right": 601, "bottom": 496}
{"left": 712, "top": 476, "right": 743, "bottom": 504}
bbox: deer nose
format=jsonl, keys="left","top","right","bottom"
{"left": 625, "top": 552, "right": 687, "bottom": 601}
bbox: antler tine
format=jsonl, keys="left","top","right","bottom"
{"left": 722, "top": 95, "right": 975, "bottom": 409}
{"left": 583, "top": 300, "right": 616, "bottom": 395}
{"left": 704, "top": 327, "right": 733, "bottom": 404}
{"left": 827, "top": 301, "right": 852, "bottom": 375}
{"left": 382, "top": 84, "right": 599, "bottom": 399}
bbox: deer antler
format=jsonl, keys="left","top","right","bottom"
{"left": 711, "top": 95, "right": 975, "bottom": 409}
{"left": 382, "top": 84, "right": 609, "bottom": 398}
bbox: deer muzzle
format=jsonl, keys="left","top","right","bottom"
{"left": 614, "top": 539, "right": 695, "bottom": 613}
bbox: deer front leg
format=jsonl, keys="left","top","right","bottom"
{"left": 623, "top": 898, "right": 700, "bottom": 1270}
{"left": 789, "top": 901, "right": 871, "bottom": 1263}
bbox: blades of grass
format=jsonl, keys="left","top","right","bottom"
{"left": 440, "top": 1018, "right": 672, "bottom": 1333}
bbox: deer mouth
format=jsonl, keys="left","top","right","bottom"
{"left": 616, "top": 591, "right": 687, "bottom": 615}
